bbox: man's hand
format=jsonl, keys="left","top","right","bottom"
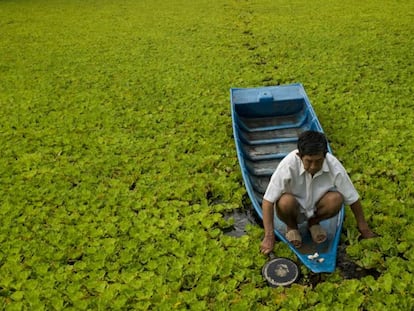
{"left": 260, "top": 235, "right": 275, "bottom": 254}
{"left": 350, "top": 200, "right": 378, "bottom": 239}
{"left": 261, "top": 199, "right": 276, "bottom": 254}
{"left": 358, "top": 226, "right": 378, "bottom": 239}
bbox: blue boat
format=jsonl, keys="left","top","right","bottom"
{"left": 230, "top": 83, "right": 344, "bottom": 273}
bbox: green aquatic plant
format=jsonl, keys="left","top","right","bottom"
{"left": 0, "top": 0, "right": 413, "bottom": 309}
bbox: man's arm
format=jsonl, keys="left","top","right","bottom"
{"left": 260, "top": 199, "right": 276, "bottom": 254}
{"left": 350, "top": 199, "right": 377, "bottom": 238}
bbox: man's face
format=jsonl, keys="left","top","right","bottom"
{"left": 300, "top": 153, "right": 325, "bottom": 176}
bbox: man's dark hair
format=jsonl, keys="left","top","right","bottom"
{"left": 297, "top": 130, "right": 328, "bottom": 156}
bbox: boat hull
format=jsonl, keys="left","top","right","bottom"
{"left": 230, "top": 83, "right": 344, "bottom": 273}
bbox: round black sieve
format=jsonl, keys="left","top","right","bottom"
{"left": 262, "top": 253, "right": 300, "bottom": 287}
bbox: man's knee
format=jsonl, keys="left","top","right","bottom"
{"left": 276, "top": 194, "right": 299, "bottom": 215}
{"left": 316, "top": 191, "right": 343, "bottom": 216}
{"left": 326, "top": 191, "right": 344, "bottom": 208}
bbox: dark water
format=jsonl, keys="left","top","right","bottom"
{"left": 223, "top": 207, "right": 380, "bottom": 284}
{"left": 223, "top": 206, "right": 258, "bottom": 238}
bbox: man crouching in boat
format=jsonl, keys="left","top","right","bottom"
{"left": 260, "top": 130, "right": 376, "bottom": 254}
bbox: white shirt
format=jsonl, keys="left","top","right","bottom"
{"left": 263, "top": 149, "right": 359, "bottom": 218}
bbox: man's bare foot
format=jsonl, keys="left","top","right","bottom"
{"left": 309, "top": 224, "right": 327, "bottom": 243}
{"left": 286, "top": 229, "right": 302, "bottom": 248}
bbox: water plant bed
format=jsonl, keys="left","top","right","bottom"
{"left": 1, "top": 0, "right": 413, "bottom": 309}
{"left": 225, "top": 206, "right": 381, "bottom": 284}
